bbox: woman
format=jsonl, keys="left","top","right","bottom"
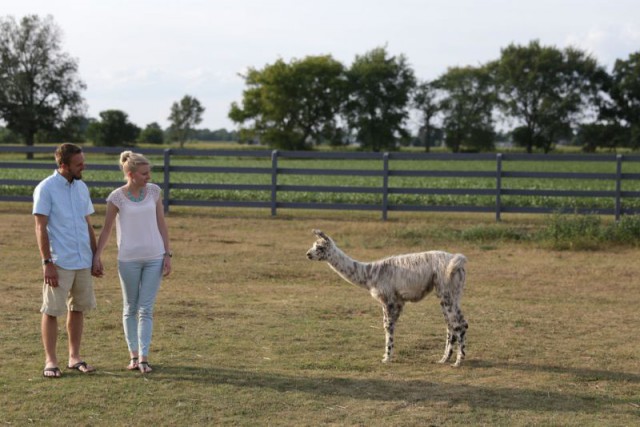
{"left": 93, "top": 151, "right": 172, "bottom": 374}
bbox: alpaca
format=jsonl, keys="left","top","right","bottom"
{"left": 306, "top": 229, "right": 468, "bottom": 366}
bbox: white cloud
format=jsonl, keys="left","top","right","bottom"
{"left": 565, "top": 23, "right": 640, "bottom": 67}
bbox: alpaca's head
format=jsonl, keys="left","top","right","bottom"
{"left": 306, "top": 229, "right": 334, "bottom": 261}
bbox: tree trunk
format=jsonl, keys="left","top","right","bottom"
{"left": 26, "top": 133, "right": 34, "bottom": 160}
{"left": 419, "top": 125, "right": 430, "bottom": 153}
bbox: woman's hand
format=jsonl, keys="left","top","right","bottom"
{"left": 92, "top": 256, "right": 104, "bottom": 277}
{"left": 163, "top": 257, "right": 172, "bottom": 277}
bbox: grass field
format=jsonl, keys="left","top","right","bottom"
{"left": 0, "top": 202, "right": 639, "bottom": 425}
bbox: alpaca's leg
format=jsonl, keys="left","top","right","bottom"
{"left": 440, "top": 299, "right": 468, "bottom": 366}
{"left": 438, "top": 299, "right": 456, "bottom": 364}
{"left": 452, "top": 308, "right": 468, "bottom": 367}
{"left": 438, "top": 324, "right": 456, "bottom": 364}
{"left": 382, "top": 302, "right": 403, "bottom": 363}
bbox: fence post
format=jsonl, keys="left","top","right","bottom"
{"left": 271, "top": 150, "right": 278, "bottom": 216}
{"left": 382, "top": 152, "right": 389, "bottom": 221}
{"left": 163, "top": 149, "right": 171, "bottom": 214}
{"left": 496, "top": 153, "right": 503, "bottom": 222}
{"left": 615, "top": 154, "right": 622, "bottom": 221}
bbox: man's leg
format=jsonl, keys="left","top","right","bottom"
{"left": 42, "top": 313, "right": 60, "bottom": 377}
{"left": 67, "top": 310, "right": 95, "bottom": 372}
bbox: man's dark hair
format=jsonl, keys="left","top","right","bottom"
{"left": 55, "top": 143, "right": 83, "bottom": 167}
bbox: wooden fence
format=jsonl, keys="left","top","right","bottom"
{"left": 1, "top": 145, "right": 639, "bottom": 221}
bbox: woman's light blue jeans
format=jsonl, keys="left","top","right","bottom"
{"left": 118, "top": 258, "right": 163, "bottom": 357}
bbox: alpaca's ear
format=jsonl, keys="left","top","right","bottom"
{"left": 313, "top": 229, "right": 329, "bottom": 240}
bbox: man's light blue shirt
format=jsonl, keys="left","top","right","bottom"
{"left": 33, "top": 171, "right": 95, "bottom": 270}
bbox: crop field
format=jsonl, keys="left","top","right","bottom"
{"left": 0, "top": 202, "right": 638, "bottom": 425}
{"left": 2, "top": 149, "right": 640, "bottom": 213}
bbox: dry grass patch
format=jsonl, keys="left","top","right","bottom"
{"left": 0, "top": 203, "right": 638, "bottom": 425}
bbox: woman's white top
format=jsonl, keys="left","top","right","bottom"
{"left": 106, "top": 183, "right": 165, "bottom": 262}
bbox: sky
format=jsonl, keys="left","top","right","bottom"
{"left": 4, "top": 0, "right": 640, "bottom": 131}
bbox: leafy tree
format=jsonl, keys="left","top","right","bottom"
{"left": 168, "top": 95, "right": 204, "bottom": 148}
{"left": 0, "top": 15, "right": 86, "bottom": 158}
{"left": 490, "top": 40, "right": 608, "bottom": 153}
{"left": 0, "top": 126, "right": 20, "bottom": 144}
{"left": 229, "top": 55, "right": 346, "bottom": 150}
{"left": 35, "top": 114, "right": 89, "bottom": 143}
{"left": 606, "top": 51, "right": 640, "bottom": 149}
{"left": 138, "top": 122, "right": 164, "bottom": 145}
{"left": 575, "top": 123, "right": 626, "bottom": 152}
{"left": 86, "top": 110, "right": 139, "bottom": 147}
{"left": 412, "top": 80, "right": 441, "bottom": 152}
{"left": 192, "top": 128, "right": 238, "bottom": 141}
{"left": 344, "top": 47, "right": 416, "bottom": 151}
{"left": 434, "top": 66, "right": 496, "bottom": 152}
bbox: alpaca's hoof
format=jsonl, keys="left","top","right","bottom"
{"left": 437, "top": 357, "right": 448, "bottom": 364}
{"left": 382, "top": 357, "right": 391, "bottom": 363}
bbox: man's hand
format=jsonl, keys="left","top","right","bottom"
{"left": 43, "top": 263, "right": 59, "bottom": 287}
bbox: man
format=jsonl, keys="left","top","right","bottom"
{"left": 33, "top": 143, "right": 99, "bottom": 378}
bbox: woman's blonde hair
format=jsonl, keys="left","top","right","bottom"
{"left": 120, "top": 151, "right": 150, "bottom": 176}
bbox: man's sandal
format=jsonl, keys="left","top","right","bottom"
{"left": 43, "top": 366, "right": 62, "bottom": 378}
{"left": 67, "top": 361, "right": 96, "bottom": 373}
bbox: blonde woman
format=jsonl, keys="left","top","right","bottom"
{"left": 93, "top": 151, "right": 171, "bottom": 374}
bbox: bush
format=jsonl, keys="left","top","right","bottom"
{"left": 458, "top": 213, "right": 640, "bottom": 250}
{"left": 540, "top": 212, "right": 604, "bottom": 250}
{"left": 461, "top": 225, "right": 530, "bottom": 242}
{"left": 608, "top": 214, "right": 640, "bottom": 245}
{"left": 539, "top": 212, "right": 640, "bottom": 250}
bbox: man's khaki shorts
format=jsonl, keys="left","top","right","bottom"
{"left": 40, "top": 267, "right": 96, "bottom": 317}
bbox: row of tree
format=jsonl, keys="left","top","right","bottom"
{"left": 83, "top": 96, "right": 237, "bottom": 148}
{"left": 1, "top": 14, "right": 639, "bottom": 154}
{"left": 0, "top": 15, "right": 236, "bottom": 155}
{"left": 230, "top": 43, "right": 640, "bottom": 153}
{"left": 0, "top": 117, "right": 238, "bottom": 146}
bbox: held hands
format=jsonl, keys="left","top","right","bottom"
{"left": 92, "top": 256, "right": 104, "bottom": 277}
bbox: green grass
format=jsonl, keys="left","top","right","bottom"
{"left": 1, "top": 204, "right": 639, "bottom": 425}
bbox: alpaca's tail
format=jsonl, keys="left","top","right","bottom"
{"left": 445, "top": 254, "right": 467, "bottom": 291}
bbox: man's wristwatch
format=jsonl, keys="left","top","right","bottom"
{"left": 42, "top": 258, "right": 53, "bottom": 265}
{"left": 164, "top": 251, "right": 173, "bottom": 258}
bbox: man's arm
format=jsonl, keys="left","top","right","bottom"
{"left": 34, "top": 214, "right": 51, "bottom": 260}
{"left": 34, "top": 214, "right": 58, "bottom": 287}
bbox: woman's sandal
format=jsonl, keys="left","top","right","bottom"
{"left": 138, "top": 361, "right": 152, "bottom": 374}
{"left": 127, "top": 357, "right": 139, "bottom": 371}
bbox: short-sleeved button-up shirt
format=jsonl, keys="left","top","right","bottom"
{"left": 33, "top": 171, "right": 95, "bottom": 270}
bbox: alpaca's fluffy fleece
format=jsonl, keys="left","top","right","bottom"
{"left": 306, "top": 229, "right": 468, "bottom": 366}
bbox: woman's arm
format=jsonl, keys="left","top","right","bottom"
{"left": 156, "top": 198, "right": 172, "bottom": 276}
{"left": 92, "top": 201, "right": 118, "bottom": 276}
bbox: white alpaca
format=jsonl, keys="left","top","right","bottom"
{"left": 306, "top": 229, "right": 468, "bottom": 366}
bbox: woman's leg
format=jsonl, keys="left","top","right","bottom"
{"left": 137, "top": 258, "right": 163, "bottom": 362}
{"left": 118, "top": 260, "right": 143, "bottom": 357}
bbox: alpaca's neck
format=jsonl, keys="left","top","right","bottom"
{"left": 326, "top": 245, "right": 371, "bottom": 290}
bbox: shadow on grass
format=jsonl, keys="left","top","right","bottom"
{"left": 467, "top": 359, "right": 640, "bottom": 383}
{"left": 152, "top": 363, "right": 637, "bottom": 415}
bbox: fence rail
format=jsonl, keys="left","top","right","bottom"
{"left": 1, "top": 146, "right": 639, "bottom": 221}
